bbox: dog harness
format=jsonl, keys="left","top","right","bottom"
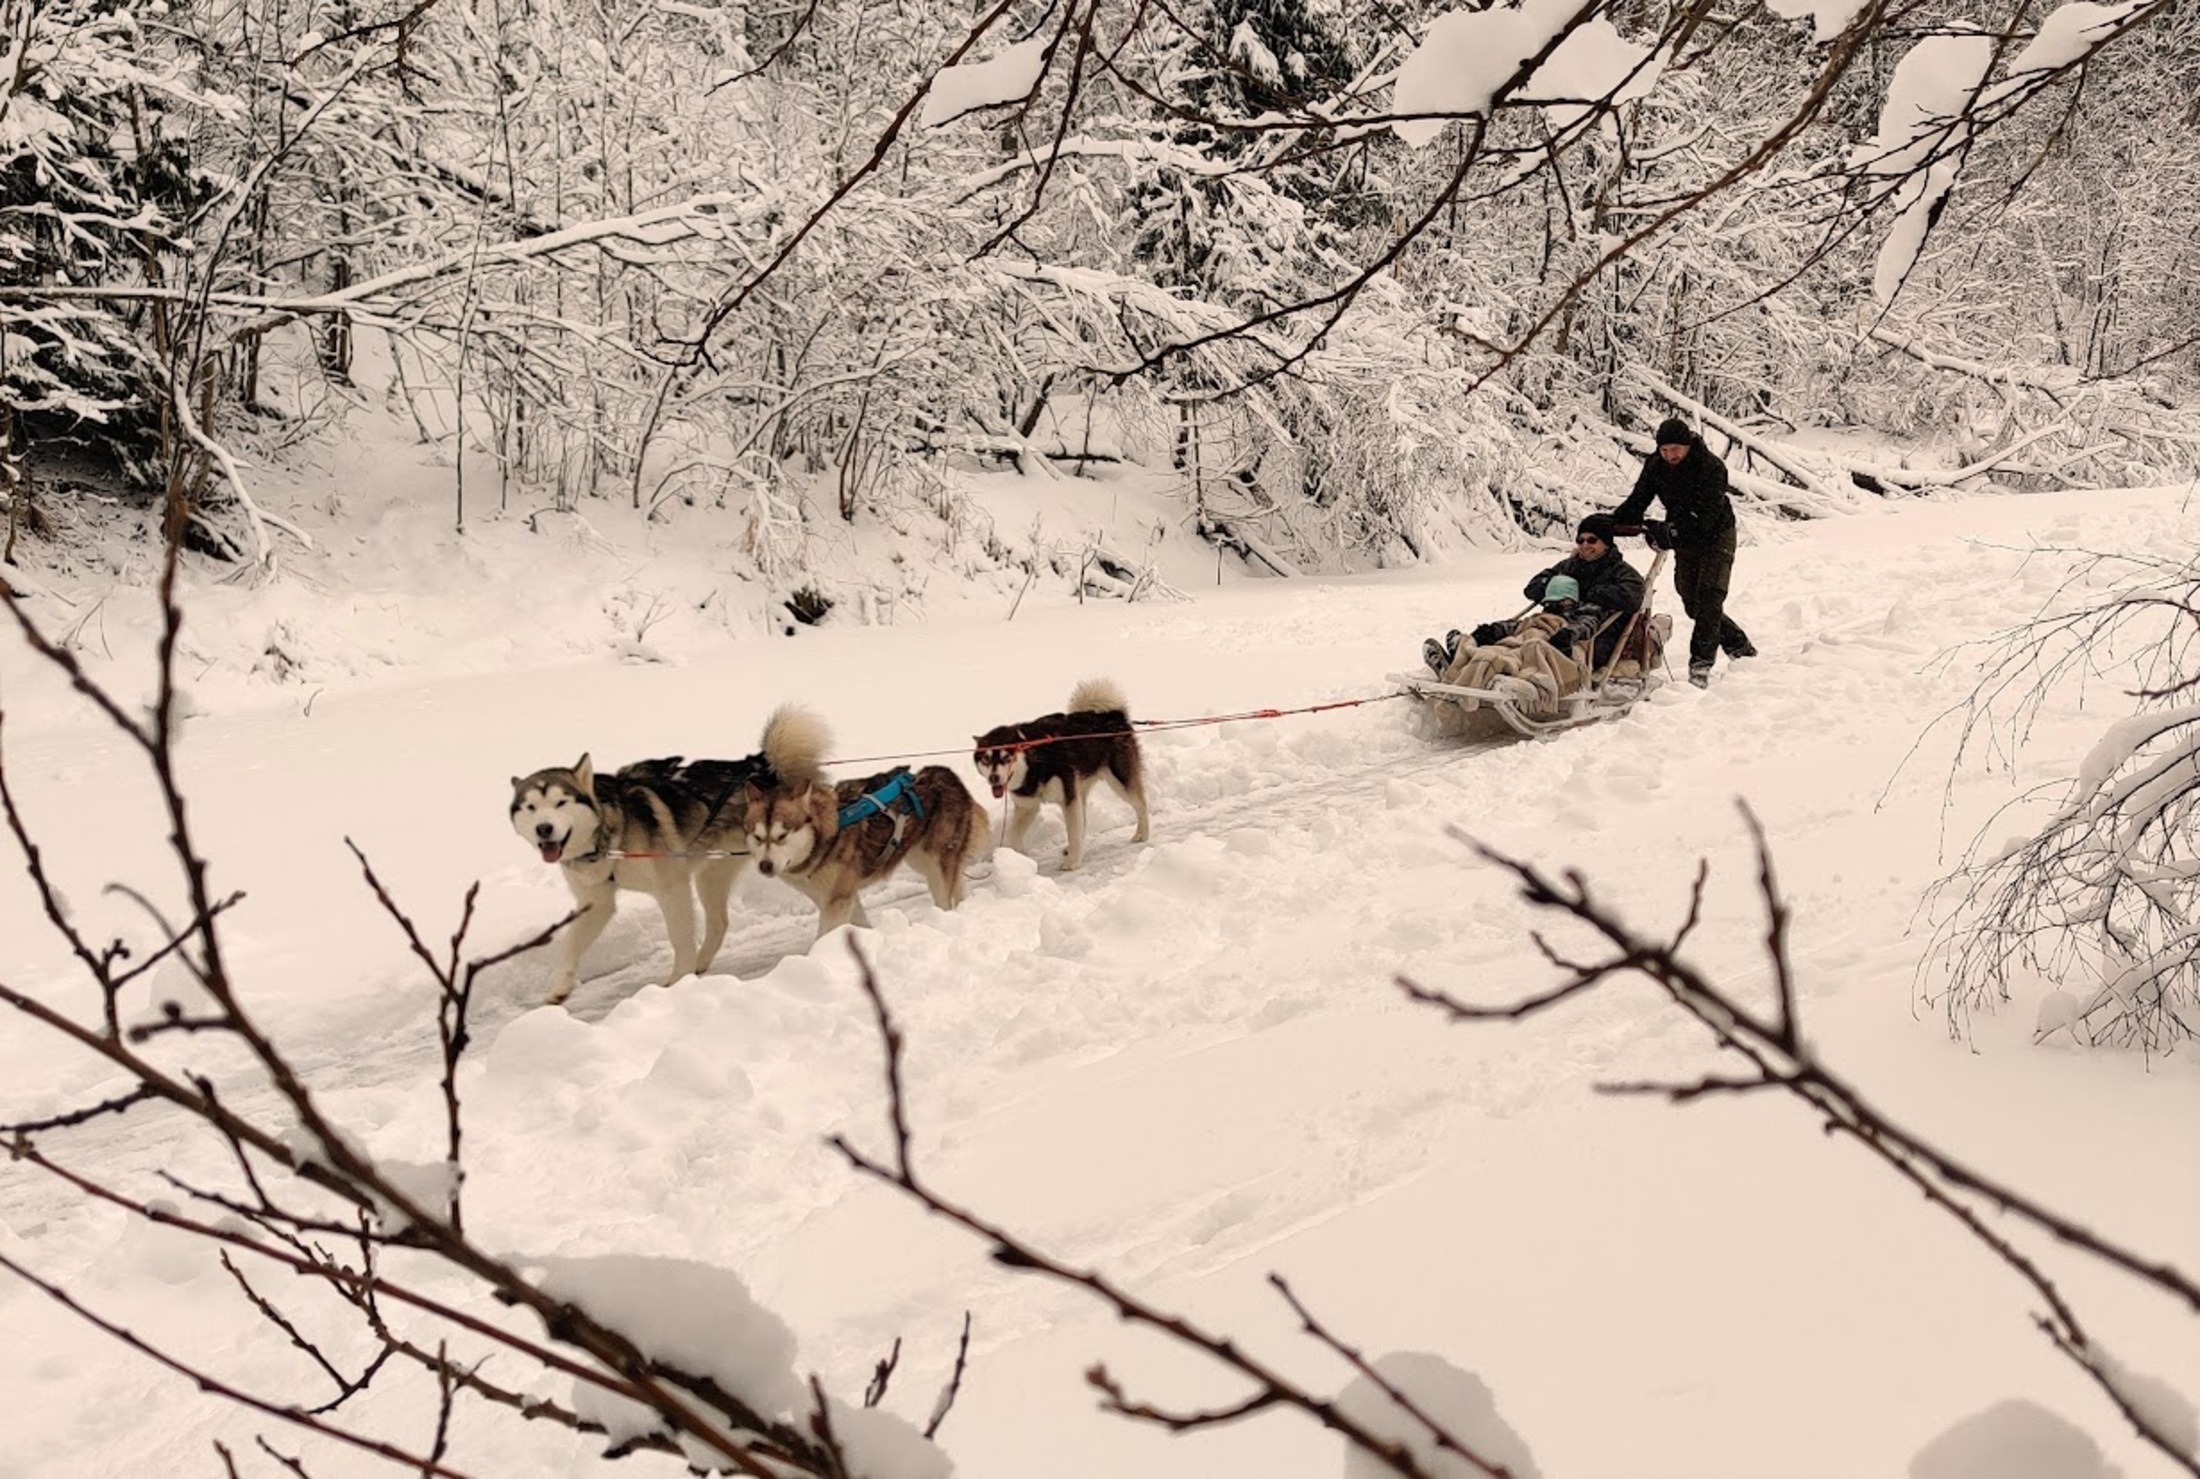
{"left": 839, "top": 769, "right": 925, "bottom": 841}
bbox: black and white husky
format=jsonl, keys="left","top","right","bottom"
{"left": 972, "top": 678, "right": 1151, "bottom": 871}
{"left": 509, "top": 706, "right": 828, "bottom": 1004}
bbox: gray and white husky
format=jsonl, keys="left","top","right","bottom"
{"left": 509, "top": 705, "right": 829, "bottom": 1004}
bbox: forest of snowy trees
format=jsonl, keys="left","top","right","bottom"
{"left": 4, "top": 0, "right": 2199, "bottom": 573}
{"left": 4, "top": 0, "right": 2200, "bottom": 1473}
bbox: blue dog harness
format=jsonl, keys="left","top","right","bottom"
{"left": 839, "top": 769, "right": 925, "bottom": 838}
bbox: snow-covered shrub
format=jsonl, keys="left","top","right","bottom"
{"left": 1924, "top": 550, "right": 2200, "bottom": 1049}
{"left": 0, "top": 0, "right": 217, "bottom": 486}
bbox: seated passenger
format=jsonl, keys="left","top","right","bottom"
{"left": 1422, "top": 513, "right": 1645, "bottom": 674}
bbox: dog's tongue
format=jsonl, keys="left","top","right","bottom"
{"left": 539, "top": 841, "right": 564, "bottom": 863}
{"left": 988, "top": 781, "right": 1006, "bottom": 798}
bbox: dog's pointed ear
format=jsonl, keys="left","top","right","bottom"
{"left": 510, "top": 775, "right": 524, "bottom": 791}
{"left": 743, "top": 780, "right": 765, "bottom": 806}
{"left": 574, "top": 754, "right": 593, "bottom": 789}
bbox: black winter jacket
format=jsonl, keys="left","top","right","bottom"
{"left": 1523, "top": 549, "right": 1645, "bottom": 665}
{"left": 1524, "top": 549, "right": 1643, "bottom": 621}
{"left": 1612, "top": 436, "right": 1736, "bottom": 549}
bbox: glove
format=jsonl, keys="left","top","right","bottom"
{"left": 1470, "top": 621, "right": 1510, "bottom": 646}
{"left": 1546, "top": 627, "right": 1575, "bottom": 655}
{"left": 1643, "top": 519, "right": 1675, "bottom": 551}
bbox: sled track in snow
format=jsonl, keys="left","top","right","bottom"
{"left": 557, "top": 724, "right": 1518, "bottom": 1015}
{"left": 4, "top": 720, "right": 1519, "bottom": 1230}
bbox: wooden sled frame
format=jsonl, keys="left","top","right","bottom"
{"left": 1392, "top": 550, "right": 1672, "bottom": 740}
{"left": 1387, "top": 671, "right": 1657, "bottom": 738}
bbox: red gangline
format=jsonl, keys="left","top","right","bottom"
{"left": 822, "top": 691, "right": 1412, "bottom": 769}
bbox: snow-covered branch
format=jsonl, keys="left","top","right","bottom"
{"left": 1921, "top": 551, "right": 2200, "bottom": 1050}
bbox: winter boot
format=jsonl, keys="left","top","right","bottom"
{"left": 1424, "top": 638, "right": 1451, "bottom": 675}
{"left": 1724, "top": 632, "right": 1758, "bottom": 660}
{"left": 1688, "top": 659, "right": 1714, "bottom": 689}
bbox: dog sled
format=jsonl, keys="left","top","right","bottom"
{"left": 1389, "top": 551, "right": 1674, "bottom": 740}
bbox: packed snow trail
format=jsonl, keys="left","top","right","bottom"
{"left": 1, "top": 487, "right": 2196, "bottom": 1478}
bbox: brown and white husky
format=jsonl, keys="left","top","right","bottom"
{"left": 509, "top": 705, "right": 829, "bottom": 1004}
{"left": 972, "top": 678, "right": 1151, "bottom": 871}
{"left": 742, "top": 764, "right": 989, "bottom": 940}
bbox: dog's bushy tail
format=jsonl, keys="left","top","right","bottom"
{"left": 760, "top": 704, "right": 832, "bottom": 787}
{"left": 1069, "top": 678, "right": 1129, "bottom": 716}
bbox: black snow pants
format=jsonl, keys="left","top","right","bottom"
{"left": 1672, "top": 523, "right": 1752, "bottom": 671}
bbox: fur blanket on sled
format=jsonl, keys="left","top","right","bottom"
{"left": 1437, "top": 612, "right": 1588, "bottom": 716}
{"left": 1419, "top": 610, "right": 1673, "bottom": 739}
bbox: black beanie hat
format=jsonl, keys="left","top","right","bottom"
{"left": 1576, "top": 512, "right": 1617, "bottom": 543}
{"left": 1654, "top": 417, "right": 1694, "bottom": 447}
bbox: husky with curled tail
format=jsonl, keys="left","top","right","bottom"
{"left": 509, "top": 705, "right": 829, "bottom": 1004}
{"left": 972, "top": 678, "right": 1151, "bottom": 871}
{"left": 743, "top": 763, "right": 989, "bottom": 941}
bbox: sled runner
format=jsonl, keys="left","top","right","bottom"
{"left": 1391, "top": 551, "right": 1673, "bottom": 740}
{"left": 1390, "top": 662, "right": 1664, "bottom": 739}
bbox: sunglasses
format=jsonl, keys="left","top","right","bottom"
{"left": 1574, "top": 535, "right": 1605, "bottom": 547}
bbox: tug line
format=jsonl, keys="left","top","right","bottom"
{"left": 821, "top": 691, "right": 1415, "bottom": 770}
{"left": 605, "top": 691, "right": 1417, "bottom": 860}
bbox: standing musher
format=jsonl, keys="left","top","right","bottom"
{"left": 1609, "top": 415, "right": 1756, "bottom": 687}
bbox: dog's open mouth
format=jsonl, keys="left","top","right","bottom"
{"left": 987, "top": 780, "right": 1007, "bottom": 798}
{"left": 539, "top": 838, "right": 566, "bottom": 863}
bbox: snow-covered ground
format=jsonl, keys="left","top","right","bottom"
{"left": 1, "top": 426, "right": 2196, "bottom": 1477}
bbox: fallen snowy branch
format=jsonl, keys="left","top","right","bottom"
{"left": 1077, "top": 543, "right": 1188, "bottom": 603}
{"left": 1625, "top": 373, "right": 2095, "bottom": 505}
{"left": 907, "top": 429, "right": 1073, "bottom": 474}
{"left": 1865, "top": 327, "right": 2081, "bottom": 396}
{"left": 1626, "top": 368, "right": 1856, "bottom": 509}
{"left": 169, "top": 391, "right": 312, "bottom": 572}
{"left": 1205, "top": 517, "right": 1303, "bottom": 578}
{"left": 1846, "top": 425, "right": 2081, "bottom": 492}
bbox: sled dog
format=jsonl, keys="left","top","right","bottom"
{"left": 972, "top": 678, "right": 1151, "bottom": 870}
{"left": 509, "top": 705, "right": 829, "bottom": 1004}
{"left": 742, "top": 765, "right": 988, "bottom": 940}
